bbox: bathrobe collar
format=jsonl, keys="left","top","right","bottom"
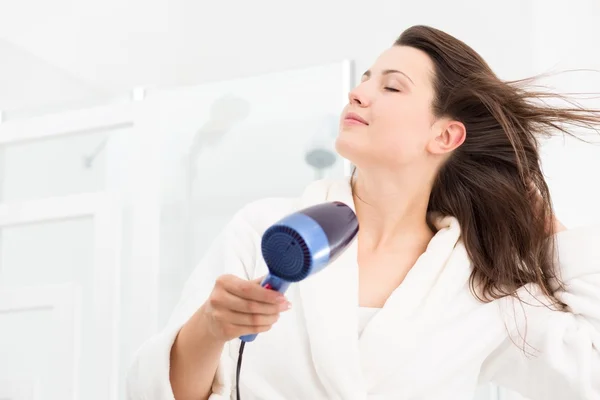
{"left": 294, "top": 178, "right": 465, "bottom": 399}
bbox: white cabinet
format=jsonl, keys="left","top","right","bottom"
{"left": 0, "top": 194, "right": 122, "bottom": 400}
{"left": 0, "top": 106, "right": 134, "bottom": 400}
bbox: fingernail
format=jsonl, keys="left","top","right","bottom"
{"left": 279, "top": 302, "right": 292, "bottom": 311}
{"left": 276, "top": 296, "right": 287, "bottom": 303}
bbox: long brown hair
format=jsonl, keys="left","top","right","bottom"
{"left": 392, "top": 25, "right": 600, "bottom": 306}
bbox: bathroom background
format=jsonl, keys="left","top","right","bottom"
{"left": 0, "top": 1, "right": 599, "bottom": 399}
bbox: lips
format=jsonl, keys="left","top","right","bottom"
{"left": 344, "top": 112, "right": 368, "bottom": 125}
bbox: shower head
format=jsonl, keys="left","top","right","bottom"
{"left": 304, "top": 147, "right": 337, "bottom": 170}
{"left": 304, "top": 114, "right": 339, "bottom": 178}
{"left": 191, "top": 94, "right": 251, "bottom": 151}
{"left": 186, "top": 94, "right": 251, "bottom": 183}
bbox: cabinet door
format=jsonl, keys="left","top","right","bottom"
{"left": 0, "top": 196, "right": 121, "bottom": 400}
{"left": 0, "top": 105, "right": 129, "bottom": 400}
{"left": 0, "top": 284, "right": 80, "bottom": 400}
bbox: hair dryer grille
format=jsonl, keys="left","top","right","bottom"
{"left": 261, "top": 226, "right": 311, "bottom": 281}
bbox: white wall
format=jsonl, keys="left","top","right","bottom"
{"left": 0, "top": 0, "right": 537, "bottom": 112}
{"left": 0, "top": 37, "right": 113, "bottom": 121}
{"left": 528, "top": 0, "right": 600, "bottom": 230}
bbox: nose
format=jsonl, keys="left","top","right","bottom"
{"left": 348, "top": 83, "right": 370, "bottom": 107}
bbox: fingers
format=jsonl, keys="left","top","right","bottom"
{"left": 216, "top": 308, "right": 281, "bottom": 327}
{"left": 218, "top": 274, "right": 286, "bottom": 305}
{"left": 221, "top": 323, "right": 273, "bottom": 339}
{"left": 206, "top": 274, "right": 291, "bottom": 341}
{"left": 217, "top": 290, "right": 290, "bottom": 314}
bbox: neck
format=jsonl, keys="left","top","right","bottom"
{"left": 352, "top": 167, "right": 435, "bottom": 252}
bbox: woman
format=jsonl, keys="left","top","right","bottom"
{"left": 127, "top": 25, "right": 600, "bottom": 400}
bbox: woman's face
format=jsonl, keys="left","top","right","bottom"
{"left": 336, "top": 45, "right": 454, "bottom": 172}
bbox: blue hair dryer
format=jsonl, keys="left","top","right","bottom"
{"left": 240, "top": 201, "right": 359, "bottom": 342}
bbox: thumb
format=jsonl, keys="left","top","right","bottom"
{"left": 250, "top": 275, "right": 266, "bottom": 285}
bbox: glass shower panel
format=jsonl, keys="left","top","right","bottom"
{"left": 136, "top": 61, "right": 353, "bottom": 326}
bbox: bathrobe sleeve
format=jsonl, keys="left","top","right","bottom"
{"left": 479, "top": 224, "right": 600, "bottom": 400}
{"left": 125, "top": 203, "right": 261, "bottom": 400}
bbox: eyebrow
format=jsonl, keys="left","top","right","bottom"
{"left": 362, "top": 69, "right": 415, "bottom": 85}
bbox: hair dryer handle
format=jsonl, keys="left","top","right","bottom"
{"left": 239, "top": 274, "right": 291, "bottom": 342}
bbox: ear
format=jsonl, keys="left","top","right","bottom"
{"left": 427, "top": 120, "right": 466, "bottom": 155}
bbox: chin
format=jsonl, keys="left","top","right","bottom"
{"left": 334, "top": 136, "right": 364, "bottom": 167}
{"left": 335, "top": 138, "right": 401, "bottom": 171}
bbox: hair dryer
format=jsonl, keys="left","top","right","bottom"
{"left": 239, "top": 201, "right": 359, "bottom": 342}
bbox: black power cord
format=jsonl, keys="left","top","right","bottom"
{"left": 236, "top": 341, "right": 246, "bottom": 400}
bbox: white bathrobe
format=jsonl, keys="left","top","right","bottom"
{"left": 126, "top": 178, "right": 600, "bottom": 400}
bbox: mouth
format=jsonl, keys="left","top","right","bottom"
{"left": 343, "top": 112, "right": 369, "bottom": 126}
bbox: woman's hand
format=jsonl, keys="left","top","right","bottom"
{"left": 170, "top": 274, "right": 289, "bottom": 400}
{"left": 528, "top": 182, "right": 567, "bottom": 235}
{"left": 199, "top": 274, "right": 291, "bottom": 342}
{"left": 551, "top": 216, "right": 567, "bottom": 234}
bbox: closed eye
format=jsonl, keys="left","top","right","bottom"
{"left": 384, "top": 87, "right": 400, "bottom": 92}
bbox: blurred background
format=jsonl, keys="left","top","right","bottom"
{"left": 0, "top": 0, "right": 599, "bottom": 399}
